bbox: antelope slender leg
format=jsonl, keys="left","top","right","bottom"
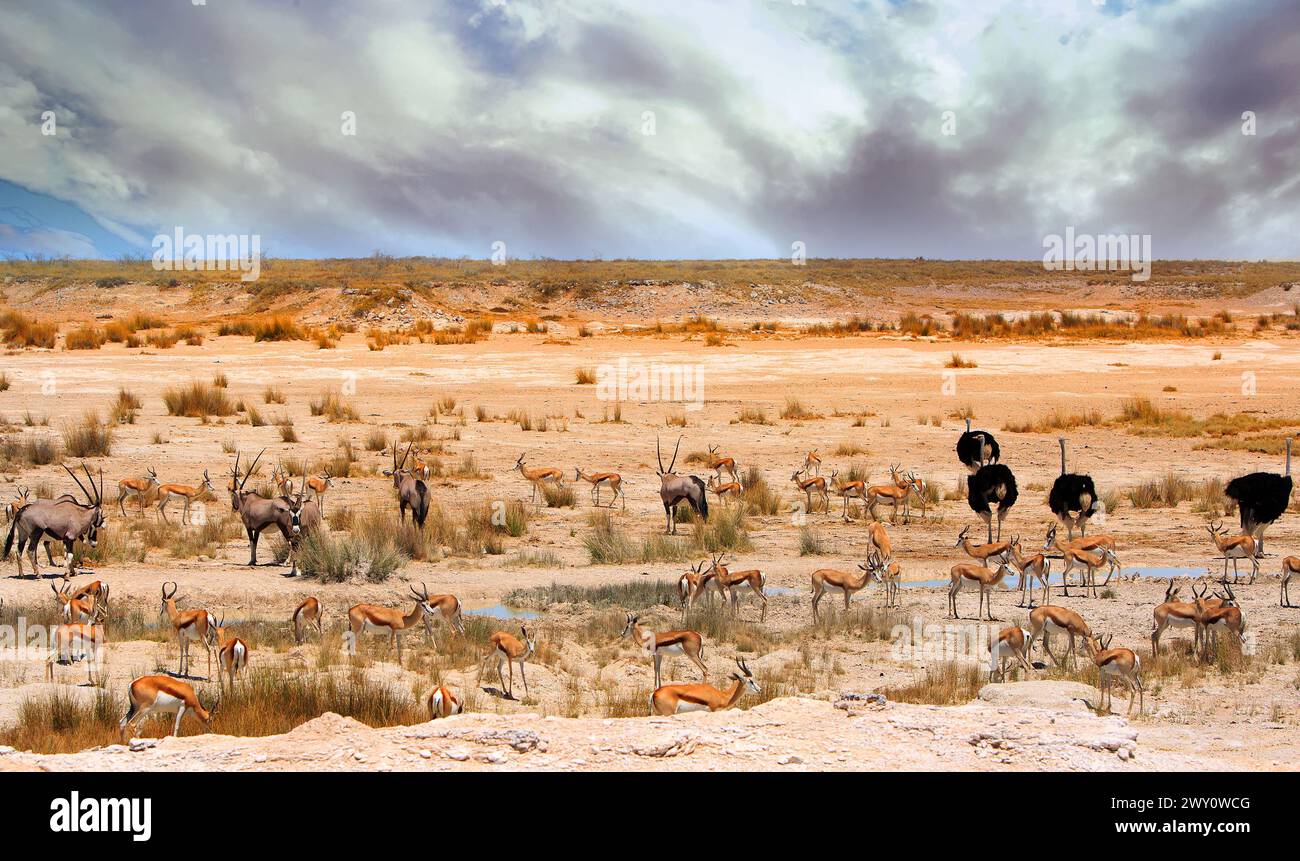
{"left": 519, "top": 659, "right": 528, "bottom": 696}
{"left": 173, "top": 705, "right": 185, "bottom": 737}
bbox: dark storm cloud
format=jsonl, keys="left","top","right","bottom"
{"left": 0, "top": 0, "right": 1294, "bottom": 260}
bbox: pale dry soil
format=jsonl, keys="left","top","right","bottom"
{"left": 1, "top": 331, "right": 1299, "bottom": 770}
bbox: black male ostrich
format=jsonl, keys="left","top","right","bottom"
{"left": 1048, "top": 437, "right": 1098, "bottom": 540}
{"left": 956, "top": 418, "right": 1000, "bottom": 474}
{"left": 1224, "top": 436, "right": 1293, "bottom": 556}
{"left": 966, "top": 435, "right": 1017, "bottom": 541}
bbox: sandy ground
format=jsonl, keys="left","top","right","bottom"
{"left": 1, "top": 324, "right": 1299, "bottom": 770}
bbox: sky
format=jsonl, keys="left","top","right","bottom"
{"left": 0, "top": 0, "right": 1295, "bottom": 261}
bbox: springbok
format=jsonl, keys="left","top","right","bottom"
{"left": 830, "top": 469, "right": 867, "bottom": 521}
{"left": 515, "top": 453, "right": 563, "bottom": 505}
{"left": 419, "top": 591, "right": 466, "bottom": 644}
{"left": 1026, "top": 604, "right": 1091, "bottom": 668}
{"left": 292, "top": 596, "right": 324, "bottom": 644}
{"left": 1083, "top": 633, "right": 1144, "bottom": 715}
{"left": 117, "top": 467, "right": 158, "bottom": 516}
{"left": 428, "top": 685, "right": 464, "bottom": 719}
{"left": 954, "top": 525, "right": 1011, "bottom": 566}
{"left": 158, "top": 470, "right": 215, "bottom": 525}
{"left": 893, "top": 467, "right": 928, "bottom": 519}
{"left": 346, "top": 583, "right": 439, "bottom": 663}
{"left": 620, "top": 613, "right": 708, "bottom": 688}
{"left": 384, "top": 443, "right": 430, "bottom": 526}
{"left": 706, "top": 445, "right": 738, "bottom": 484}
{"left": 1151, "top": 580, "right": 1213, "bottom": 658}
{"left": 791, "top": 469, "right": 829, "bottom": 514}
{"left": 1007, "top": 535, "right": 1051, "bottom": 608}
{"left": 677, "top": 560, "right": 711, "bottom": 610}
{"left": 707, "top": 552, "right": 768, "bottom": 621}
{"left": 213, "top": 613, "right": 249, "bottom": 691}
{"left": 865, "top": 467, "right": 913, "bottom": 523}
{"left": 1206, "top": 520, "right": 1259, "bottom": 584}
{"left": 45, "top": 618, "right": 106, "bottom": 685}
{"left": 305, "top": 469, "right": 333, "bottom": 515}
{"left": 158, "top": 581, "right": 217, "bottom": 679}
{"left": 650, "top": 657, "right": 760, "bottom": 715}
{"left": 1282, "top": 556, "right": 1300, "bottom": 608}
{"left": 1193, "top": 586, "right": 1247, "bottom": 661}
{"left": 802, "top": 451, "right": 821, "bottom": 476}
{"left": 3, "top": 464, "right": 105, "bottom": 579}
{"left": 1046, "top": 524, "right": 1114, "bottom": 598}
{"left": 574, "top": 467, "right": 625, "bottom": 509}
{"left": 52, "top": 582, "right": 108, "bottom": 624}
{"left": 947, "top": 560, "right": 1013, "bottom": 621}
{"left": 706, "top": 475, "right": 744, "bottom": 506}
{"left": 486, "top": 624, "right": 536, "bottom": 700}
{"left": 656, "top": 436, "right": 708, "bottom": 534}
{"left": 989, "top": 626, "right": 1032, "bottom": 682}
{"left": 810, "top": 552, "right": 889, "bottom": 621}
{"left": 119, "top": 675, "right": 218, "bottom": 742}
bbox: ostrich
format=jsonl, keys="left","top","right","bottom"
{"left": 956, "top": 418, "right": 1000, "bottom": 473}
{"left": 1048, "top": 437, "right": 1098, "bottom": 540}
{"left": 966, "top": 435, "right": 1017, "bottom": 541}
{"left": 1224, "top": 436, "right": 1293, "bottom": 557}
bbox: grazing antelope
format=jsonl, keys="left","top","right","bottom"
{"left": 4, "top": 464, "right": 105, "bottom": 579}
{"left": 802, "top": 450, "right": 821, "bottom": 476}
{"left": 947, "top": 559, "right": 1012, "bottom": 620}
{"left": 45, "top": 619, "right": 106, "bottom": 685}
{"left": 791, "top": 469, "right": 829, "bottom": 513}
{"left": 650, "top": 656, "right": 760, "bottom": 715}
{"left": 213, "top": 614, "right": 249, "bottom": 691}
{"left": 1282, "top": 556, "right": 1300, "bottom": 608}
{"left": 1007, "top": 536, "right": 1051, "bottom": 608}
{"left": 1046, "top": 524, "right": 1112, "bottom": 598}
{"left": 865, "top": 466, "right": 913, "bottom": 524}
{"left": 830, "top": 469, "right": 867, "bottom": 520}
{"left": 305, "top": 469, "right": 333, "bottom": 515}
{"left": 427, "top": 684, "right": 464, "bottom": 719}
{"left": 1026, "top": 604, "right": 1091, "bottom": 668}
{"left": 866, "top": 519, "right": 892, "bottom": 558}
{"left": 1193, "top": 587, "right": 1247, "bottom": 661}
{"left": 383, "top": 443, "right": 430, "bottom": 527}
{"left": 1151, "top": 580, "right": 1207, "bottom": 658}
{"left": 515, "top": 453, "right": 563, "bottom": 505}
{"left": 117, "top": 467, "right": 159, "bottom": 516}
{"left": 954, "top": 525, "right": 1011, "bottom": 566}
{"left": 1083, "top": 633, "right": 1144, "bottom": 715}
{"left": 347, "top": 583, "right": 439, "bottom": 663}
{"left": 706, "top": 475, "right": 744, "bottom": 506}
{"left": 69, "top": 579, "right": 110, "bottom": 618}
{"left": 420, "top": 591, "right": 467, "bottom": 643}
{"left": 574, "top": 467, "right": 625, "bottom": 508}
{"left": 487, "top": 624, "right": 536, "bottom": 700}
{"left": 292, "top": 596, "right": 324, "bottom": 644}
{"left": 1061, "top": 532, "right": 1121, "bottom": 584}
{"left": 1206, "top": 520, "right": 1259, "bottom": 584}
{"left": 989, "top": 626, "right": 1032, "bottom": 682}
{"left": 159, "top": 582, "right": 217, "bottom": 679}
{"left": 810, "top": 552, "right": 888, "bottom": 621}
{"left": 656, "top": 436, "right": 708, "bottom": 534}
{"left": 707, "top": 553, "right": 768, "bottom": 621}
{"left": 119, "top": 675, "right": 218, "bottom": 742}
{"left": 620, "top": 613, "right": 708, "bottom": 688}
{"left": 706, "top": 445, "right": 738, "bottom": 484}
{"left": 157, "top": 470, "right": 215, "bottom": 525}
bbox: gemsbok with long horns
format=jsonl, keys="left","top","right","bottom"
{"left": 227, "top": 450, "right": 295, "bottom": 566}
{"left": 656, "top": 436, "right": 708, "bottom": 534}
{"left": 385, "top": 442, "right": 430, "bottom": 526}
{"left": 3, "top": 463, "right": 105, "bottom": 579}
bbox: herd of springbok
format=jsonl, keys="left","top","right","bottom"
{"left": 5, "top": 423, "right": 1296, "bottom": 739}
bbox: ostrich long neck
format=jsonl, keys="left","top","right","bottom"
{"left": 1059, "top": 439, "right": 1067, "bottom": 474}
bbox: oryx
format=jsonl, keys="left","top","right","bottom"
{"left": 384, "top": 441, "right": 430, "bottom": 527}
{"left": 656, "top": 435, "right": 708, "bottom": 535}
{"left": 3, "top": 464, "right": 105, "bottom": 579}
{"left": 227, "top": 450, "right": 295, "bottom": 567}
